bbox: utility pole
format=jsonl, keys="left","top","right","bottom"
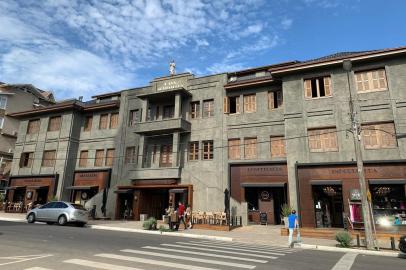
{"left": 343, "top": 60, "right": 376, "bottom": 250}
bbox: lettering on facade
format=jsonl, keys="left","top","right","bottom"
{"left": 243, "top": 166, "right": 286, "bottom": 176}
{"left": 156, "top": 79, "right": 185, "bottom": 91}
{"left": 330, "top": 168, "right": 378, "bottom": 175}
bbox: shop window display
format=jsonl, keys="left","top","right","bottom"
{"left": 312, "top": 185, "right": 344, "bottom": 228}
{"left": 370, "top": 184, "right": 406, "bottom": 226}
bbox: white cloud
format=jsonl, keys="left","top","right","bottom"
{"left": 0, "top": 48, "right": 133, "bottom": 100}
{"left": 281, "top": 18, "right": 293, "bottom": 30}
{"left": 206, "top": 62, "right": 248, "bottom": 74}
{"left": 240, "top": 23, "right": 264, "bottom": 37}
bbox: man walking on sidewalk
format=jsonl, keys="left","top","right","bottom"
{"left": 177, "top": 201, "right": 187, "bottom": 230}
{"left": 288, "top": 210, "right": 300, "bottom": 248}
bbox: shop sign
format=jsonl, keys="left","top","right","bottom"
{"left": 74, "top": 171, "right": 109, "bottom": 187}
{"left": 350, "top": 189, "right": 362, "bottom": 201}
{"left": 26, "top": 191, "right": 33, "bottom": 200}
{"left": 11, "top": 177, "right": 54, "bottom": 187}
{"left": 242, "top": 166, "right": 287, "bottom": 176}
{"left": 260, "top": 191, "right": 271, "bottom": 201}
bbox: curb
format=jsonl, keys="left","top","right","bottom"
{"left": 297, "top": 243, "right": 403, "bottom": 257}
{"left": 0, "top": 217, "right": 26, "bottom": 222}
{"left": 89, "top": 225, "right": 233, "bottom": 241}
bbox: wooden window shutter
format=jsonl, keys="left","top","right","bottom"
{"left": 355, "top": 73, "right": 364, "bottom": 92}
{"left": 362, "top": 72, "right": 370, "bottom": 91}
{"left": 223, "top": 97, "right": 229, "bottom": 114}
{"left": 324, "top": 77, "right": 332, "bottom": 96}
{"left": 236, "top": 97, "right": 240, "bottom": 113}
{"left": 268, "top": 92, "right": 274, "bottom": 110}
{"left": 304, "top": 79, "right": 312, "bottom": 98}
{"left": 371, "top": 70, "right": 379, "bottom": 89}
{"left": 378, "top": 69, "right": 387, "bottom": 89}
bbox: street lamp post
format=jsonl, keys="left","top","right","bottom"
{"left": 343, "top": 60, "right": 376, "bottom": 250}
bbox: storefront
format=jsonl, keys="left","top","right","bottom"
{"left": 230, "top": 163, "right": 288, "bottom": 225}
{"left": 115, "top": 179, "right": 193, "bottom": 220}
{"left": 6, "top": 174, "right": 58, "bottom": 211}
{"left": 297, "top": 162, "right": 406, "bottom": 229}
{"left": 67, "top": 169, "right": 110, "bottom": 205}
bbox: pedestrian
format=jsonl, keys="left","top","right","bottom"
{"left": 166, "top": 206, "right": 175, "bottom": 230}
{"left": 185, "top": 204, "right": 192, "bottom": 229}
{"left": 177, "top": 201, "right": 187, "bottom": 230}
{"left": 288, "top": 210, "right": 300, "bottom": 248}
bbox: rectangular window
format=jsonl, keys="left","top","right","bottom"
{"left": 42, "top": 150, "right": 56, "bottom": 167}
{"left": 203, "top": 99, "right": 214, "bottom": 118}
{"left": 243, "top": 94, "right": 256, "bottom": 113}
{"left": 79, "top": 151, "right": 88, "bottom": 167}
{"left": 228, "top": 139, "right": 241, "bottom": 160}
{"left": 27, "top": 119, "right": 40, "bottom": 134}
{"left": 109, "top": 113, "right": 119, "bottom": 129}
{"left": 244, "top": 138, "right": 257, "bottom": 159}
{"left": 99, "top": 114, "right": 108, "bottom": 129}
{"left": 94, "top": 149, "right": 104, "bottom": 167}
{"left": 362, "top": 122, "right": 397, "bottom": 149}
{"left": 0, "top": 117, "right": 4, "bottom": 129}
{"left": 304, "top": 76, "right": 332, "bottom": 99}
{"left": 160, "top": 145, "right": 173, "bottom": 167}
{"left": 105, "top": 149, "right": 115, "bottom": 166}
{"left": 202, "top": 140, "right": 214, "bottom": 160}
{"left": 163, "top": 105, "right": 175, "bottom": 119}
{"left": 0, "top": 96, "right": 7, "bottom": 109}
{"left": 20, "top": 152, "right": 34, "bottom": 168}
{"left": 48, "top": 116, "right": 61, "bottom": 132}
{"left": 188, "top": 141, "right": 199, "bottom": 161}
{"left": 308, "top": 128, "right": 338, "bottom": 152}
{"left": 355, "top": 69, "right": 387, "bottom": 92}
{"left": 84, "top": 116, "right": 93, "bottom": 131}
{"left": 224, "top": 96, "right": 240, "bottom": 114}
{"left": 270, "top": 136, "right": 286, "bottom": 157}
{"left": 190, "top": 101, "right": 200, "bottom": 119}
{"left": 268, "top": 90, "right": 283, "bottom": 109}
{"left": 129, "top": 109, "right": 141, "bottom": 126}
{"left": 125, "top": 147, "right": 137, "bottom": 164}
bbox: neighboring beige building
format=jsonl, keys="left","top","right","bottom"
{"left": 0, "top": 83, "right": 54, "bottom": 190}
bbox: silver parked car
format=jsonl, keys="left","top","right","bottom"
{"left": 26, "top": 201, "right": 88, "bottom": 227}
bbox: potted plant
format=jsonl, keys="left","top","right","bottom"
{"left": 281, "top": 204, "right": 292, "bottom": 228}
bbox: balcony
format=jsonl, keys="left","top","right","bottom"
{"left": 133, "top": 118, "right": 191, "bottom": 135}
{"left": 128, "top": 166, "right": 181, "bottom": 180}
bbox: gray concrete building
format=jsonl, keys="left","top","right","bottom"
{"left": 7, "top": 46, "right": 406, "bottom": 229}
{"left": 0, "top": 83, "right": 54, "bottom": 191}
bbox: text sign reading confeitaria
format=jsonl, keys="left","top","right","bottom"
{"left": 157, "top": 79, "right": 185, "bottom": 91}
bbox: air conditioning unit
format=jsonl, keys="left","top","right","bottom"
{"left": 8, "top": 148, "right": 13, "bottom": 153}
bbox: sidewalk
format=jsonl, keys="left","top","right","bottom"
{"left": 1, "top": 212, "right": 403, "bottom": 257}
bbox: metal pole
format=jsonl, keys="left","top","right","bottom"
{"left": 343, "top": 60, "right": 376, "bottom": 250}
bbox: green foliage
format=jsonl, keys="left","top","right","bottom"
{"left": 281, "top": 204, "right": 292, "bottom": 217}
{"left": 335, "top": 231, "right": 353, "bottom": 248}
{"left": 0, "top": 193, "right": 5, "bottom": 202}
{"left": 142, "top": 217, "right": 157, "bottom": 230}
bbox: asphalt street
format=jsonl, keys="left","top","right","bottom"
{"left": 0, "top": 221, "right": 404, "bottom": 270}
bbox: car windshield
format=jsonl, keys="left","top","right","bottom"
{"left": 71, "top": 204, "right": 87, "bottom": 211}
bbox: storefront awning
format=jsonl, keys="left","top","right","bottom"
{"left": 369, "top": 179, "right": 406, "bottom": 184}
{"left": 310, "top": 180, "right": 342, "bottom": 186}
{"left": 114, "top": 189, "right": 134, "bottom": 194}
{"left": 168, "top": 188, "right": 187, "bottom": 193}
{"left": 5, "top": 186, "right": 26, "bottom": 190}
{"left": 66, "top": 186, "right": 98, "bottom": 190}
{"left": 241, "top": 182, "right": 286, "bottom": 187}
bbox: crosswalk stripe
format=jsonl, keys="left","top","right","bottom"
{"left": 64, "top": 258, "right": 143, "bottom": 270}
{"left": 142, "top": 246, "right": 268, "bottom": 263}
{"left": 95, "top": 253, "right": 219, "bottom": 270}
{"left": 195, "top": 241, "right": 297, "bottom": 253}
{"left": 121, "top": 249, "right": 256, "bottom": 269}
{"left": 175, "top": 242, "right": 286, "bottom": 256}
{"left": 190, "top": 240, "right": 295, "bottom": 253}
{"left": 161, "top": 244, "right": 277, "bottom": 259}
{"left": 24, "top": 268, "right": 53, "bottom": 270}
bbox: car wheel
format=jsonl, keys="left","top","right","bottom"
{"left": 46, "top": 222, "right": 54, "bottom": 225}
{"left": 76, "top": 222, "right": 86, "bottom": 227}
{"left": 57, "top": 215, "right": 67, "bottom": 226}
{"left": 27, "top": 213, "right": 35, "bottom": 223}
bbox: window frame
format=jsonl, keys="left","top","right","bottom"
{"left": 190, "top": 101, "right": 200, "bottom": 119}
{"left": 304, "top": 76, "right": 332, "bottom": 99}
{"left": 308, "top": 127, "right": 339, "bottom": 152}
{"left": 188, "top": 141, "right": 199, "bottom": 161}
{"left": 270, "top": 136, "right": 286, "bottom": 158}
{"left": 129, "top": 109, "right": 141, "bottom": 126}
{"left": 79, "top": 150, "right": 88, "bottom": 168}
{"left": 203, "top": 99, "right": 214, "bottom": 118}
{"left": 41, "top": 150, "right": 56, "bottom": 167}
{"left": 228, "top": 138, "right": 241, "bottom": 160}
{"left": 109, "top": 112, "right": 119, "bottom": 129}
{"left": 125, "top": 146, "right": 137, "bottom": 164}
{"left": 268, "top": 90, "right": 283, "bottom": 110}
{"left": 94, "top": 149, "right": 104, "bottom": 167}
{"left": 99, "top": 114, "right": 109, "bottom": 129}
{"left": 47, "top": 116, "right": 62, "bottom": 132}
{"left": 163, "top": 105, "right": 175, "bottom": 119}
{"left": 27, "top": 119, "right": 40, "bottom": 134}
{"left": 0, "top": 117, "right": 4, "bottom": 129}
{"left": 160, "top": 145, "right": 173, "bottom": 167}
{"left": 244, "top": 137, "right": 257, "bottom": 159}
{"left": 362, "top": 122, "right": 397, "bottom": 149}
{"left": 202, "top": 140, "right": 214, "bottom": 160}
{"left": 354, "top": 68, "right": 388, "bottom": 93}
{"left": 20, "top": 152, "right": 34, "bottom": 168}
{"left": 243, "top": 94, "right": 256, "bottom": 113}
{"left": 0, "top": 96, "right": 8, "bottom": 109}
{"left": 105, "top": 149, "right": 115, "bottom": 166}
{"left": 84, "top": 115, "right": 93, "bottom": 132}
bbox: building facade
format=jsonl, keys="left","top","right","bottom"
{"left": 7, "top": 46, "right": 406, "bottom": 228}
{"left": 0, "top": 83, "right": 54, "bottom": 191}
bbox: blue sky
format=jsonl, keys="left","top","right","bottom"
{"left": 0, "top": 0, "right": 405, "bottom": 100}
